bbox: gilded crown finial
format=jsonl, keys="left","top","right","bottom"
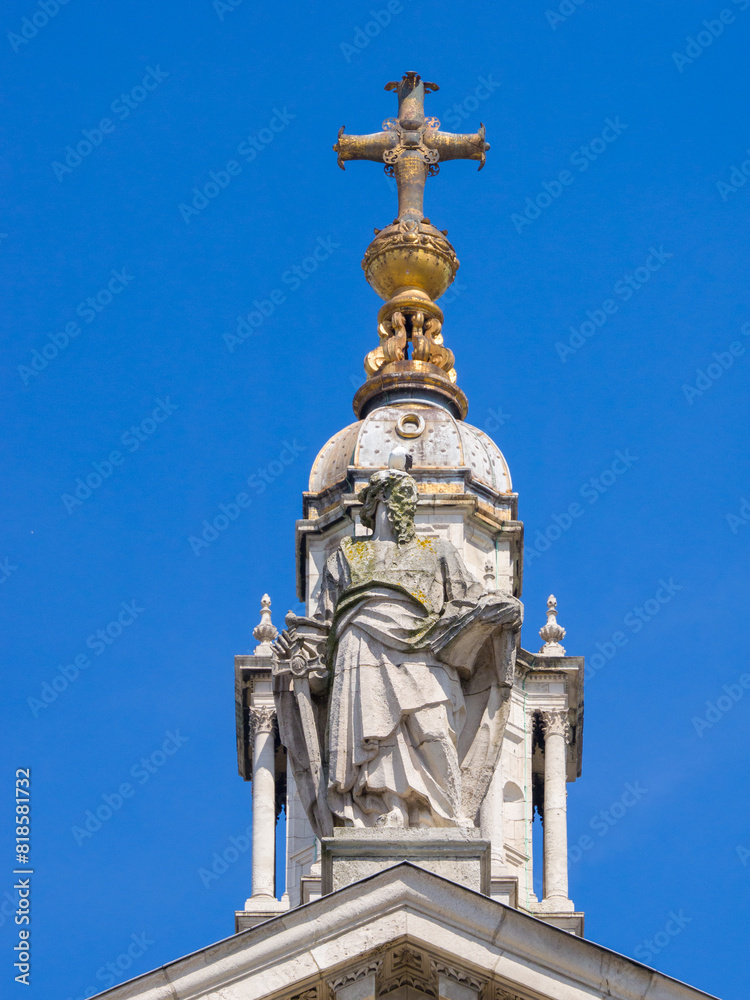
{"left": 539, "top": 595, "right": 566, "bottom": 655}
{"left": 253, "top": 593, "right": 278, "bottom": 654}
{"left": 334, "top": 73, "right": 490, "bottom": 421}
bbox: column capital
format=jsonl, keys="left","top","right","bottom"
{"left": 540, "top": 709, "right": 571, "bottom": 742}
{"left": 249, "top": 704, "right": 276, "bottom": 736}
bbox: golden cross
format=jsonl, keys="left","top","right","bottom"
{"left": 333, "top": 71, "right": 490, "bottom": 223}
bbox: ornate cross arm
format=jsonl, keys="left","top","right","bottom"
{"left": 423, "top": 126, "right": 488, "bottom": 169}
{"left": 334, "top": 127, "right": 397, "bottom": 170}
{"left": 333, "top": 71, "right": 490, "bottom": 221}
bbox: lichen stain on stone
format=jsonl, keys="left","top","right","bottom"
{"left": 415, "top": 536, "right": 436, "bottom": 551}
{"left": 345, "top": 539, "right": 372, "bottom": 559}
{"left": 342, "top": 537, "right": 378, "bottom": 587}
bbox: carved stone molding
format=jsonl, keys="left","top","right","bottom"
{"left": 300, "top": 948, "right": 526, "bottom": 1000}
{"left": 430, "top": 961, "right": 485, "bottom": 993}
{"left": 288, "top": 989, "right": 319, "bottom": 1000}
{"left": 540, "top": 709, "right": 571, "bottom": 743}
{"left": 328, "top": 958, "right": 383, "bottom": 994}
{"left": 381, "top": 945, "right": 437, "bottom": 997}
{"left": 382, "top": 972, "right": 437, "bottom": 997}
{"left": 249, "top": 705, "right": 276, "bottom": 737}
{"left": 391, "top": 945, "right": 423, "bottom": 969}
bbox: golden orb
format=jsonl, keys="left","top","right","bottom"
{"left": 362, "top": 220, "right": 459, "bottom": 302}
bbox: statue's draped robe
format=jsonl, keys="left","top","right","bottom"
{"left": 319, "top": 535, "right": 505, "bottom": 827}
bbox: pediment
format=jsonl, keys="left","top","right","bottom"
{"left": 90, "top": 865, "right": 716, "bottom": 1000}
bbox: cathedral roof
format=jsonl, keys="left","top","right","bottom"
{"left": 309, "top": 403, "right": 512, "bottom": 497}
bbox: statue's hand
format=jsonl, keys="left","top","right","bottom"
{"left": 273, "top": 628, "right": 296, "bottom": 659}
{"left": 273, "top": 613, "right": 330, "bottom": 689}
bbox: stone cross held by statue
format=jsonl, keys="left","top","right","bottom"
{"left": 333, "top": 71, "right": 490, "bottom": 223}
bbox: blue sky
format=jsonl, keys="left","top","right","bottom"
{"left": 2, "top": 1, "right": 749, "bottom": 997}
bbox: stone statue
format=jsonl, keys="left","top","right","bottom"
{"left": 273, "top": 468, "right": 522, "bottom": 836}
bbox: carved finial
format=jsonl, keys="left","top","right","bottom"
{"left": 253, "top": 593, "right": 278, "bottom": 654}
{"left": 483, "top": 559, "right": 496, "bottom": 592}
{"left": 538, "top": 594, "right": 566, "bottom": 655}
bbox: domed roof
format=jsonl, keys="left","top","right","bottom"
{"left": 309, "top": 404, "right": 512, "bottom": 495}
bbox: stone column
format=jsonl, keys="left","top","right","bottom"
{"left": 541, "top": 709, "right": 570, "bottom": 904}
{"left": 480, "top": 763, "right": 504, "bottom": 872}
{"left": 250, "top": 705, "right": 277, "bottom": 898}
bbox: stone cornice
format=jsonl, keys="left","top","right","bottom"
{"left": 87, "top": 864, "right": 720, "bottom": 1000}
